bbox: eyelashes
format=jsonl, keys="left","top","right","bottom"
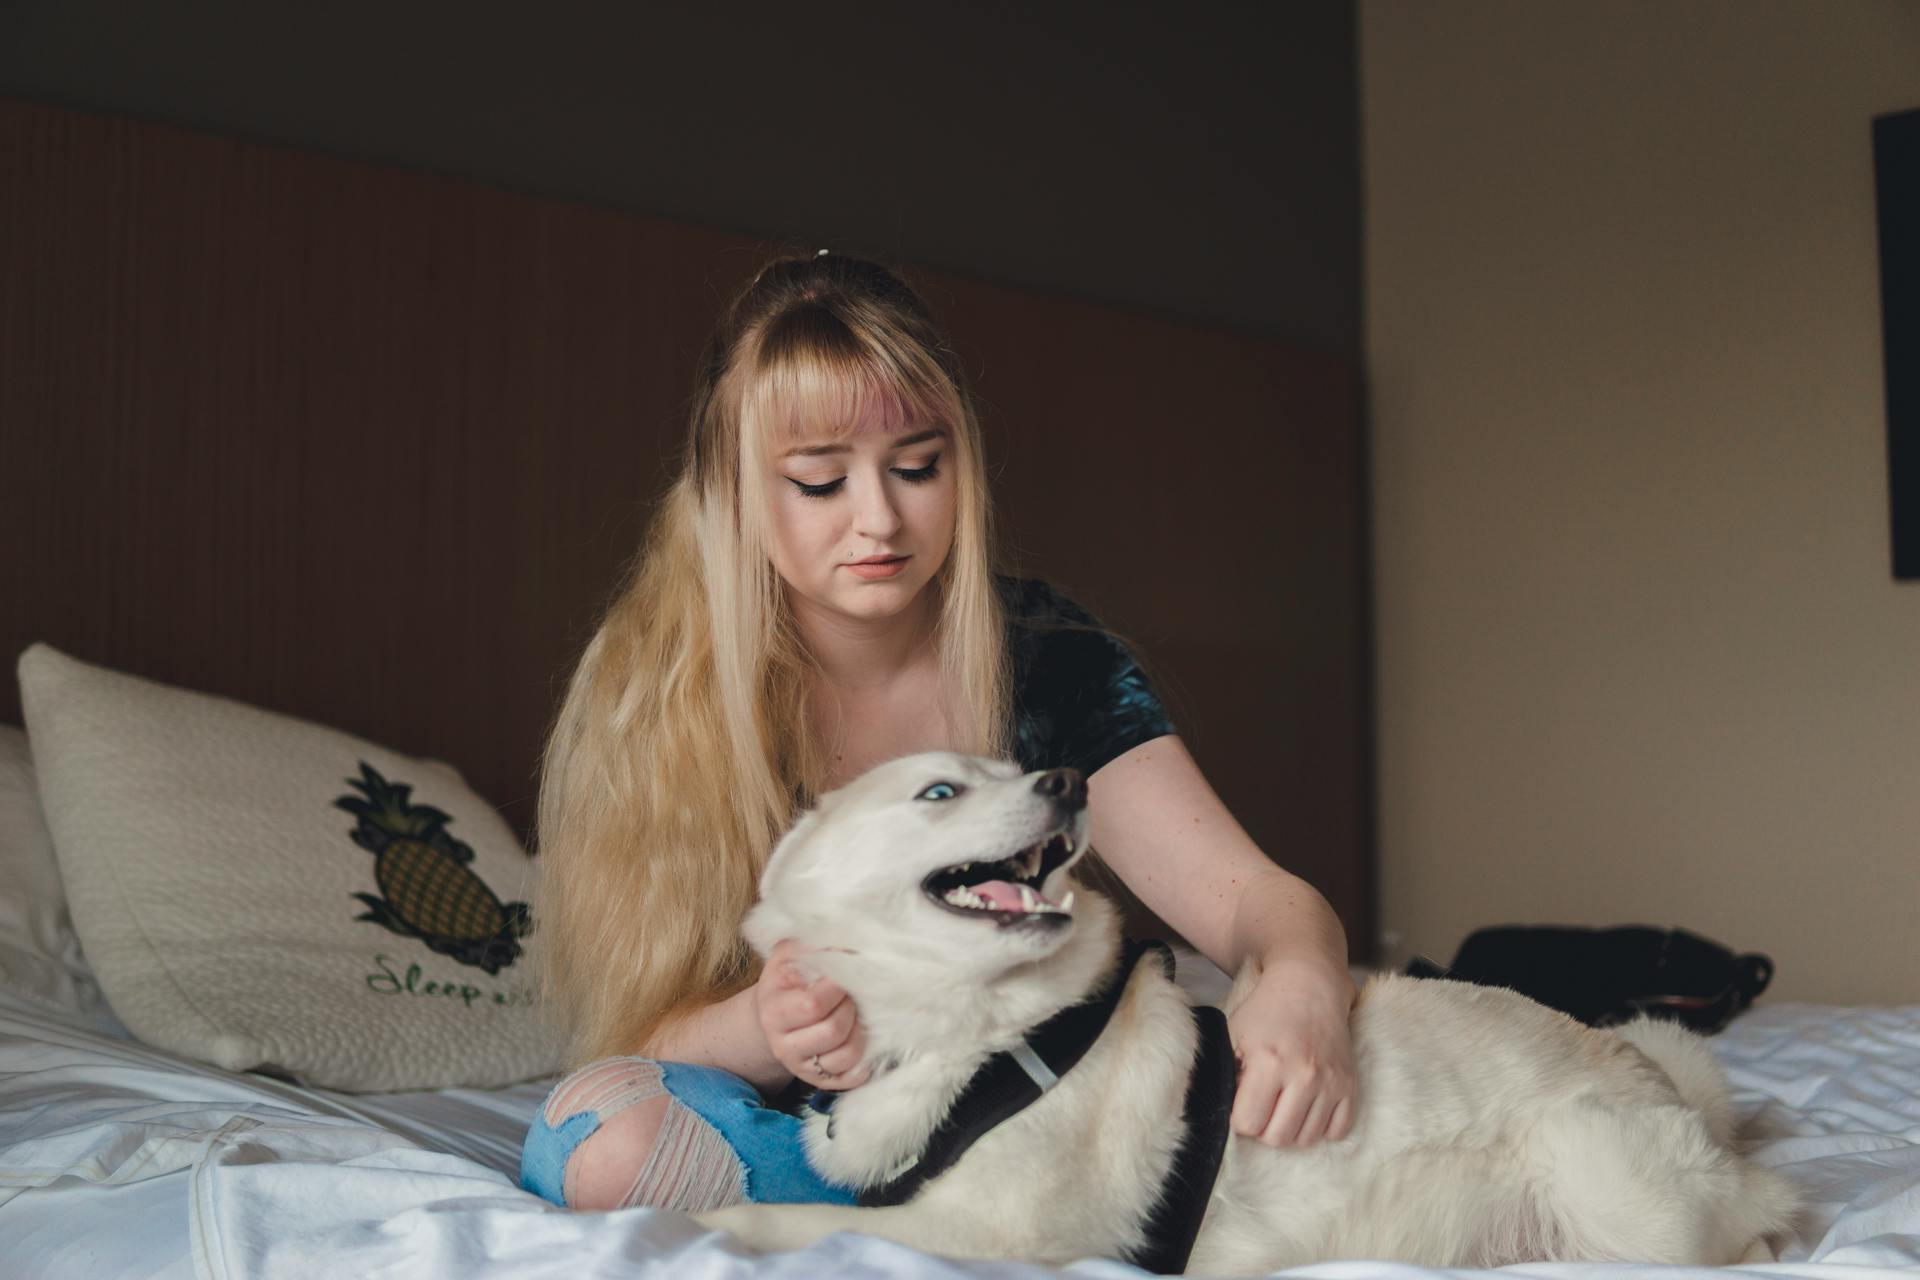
{"left": 789, "top": 458, "right": 942, "bottom": 500}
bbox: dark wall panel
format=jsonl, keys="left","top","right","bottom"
{"left": 0, "top": 98, "right": 1371, "bottom": 949}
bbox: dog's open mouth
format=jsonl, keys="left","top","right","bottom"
{"left": 920, "top": 829, "right": 1079, "bottom": 926}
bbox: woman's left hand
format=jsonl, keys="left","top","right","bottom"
{"left": 1225, "top": 960, "right": 1358, "bottom": 1147}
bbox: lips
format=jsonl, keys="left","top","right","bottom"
{"left": 846, "top": 556, "right": 909, "bottom": 579}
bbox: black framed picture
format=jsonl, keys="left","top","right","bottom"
{"left": 1877, "top": 106, "right": 1920, "bottom": 579}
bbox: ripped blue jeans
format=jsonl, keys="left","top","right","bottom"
{"left": 520, "top": 1056, "right": 858, "bottom": 1210}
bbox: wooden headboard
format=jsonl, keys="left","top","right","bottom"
{"left": 0, "top": 96, "right": 1372, "bottom": 953}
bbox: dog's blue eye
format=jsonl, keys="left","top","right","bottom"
{"left": 916, "top": 782, "right": 961, "bottom": 801}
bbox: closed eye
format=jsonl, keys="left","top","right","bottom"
{"left": 788, "top": 457, "right": 942, "bottom": 500}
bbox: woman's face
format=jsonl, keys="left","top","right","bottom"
{"left": 762, "top": 402, "right": 956, "bottom": 627}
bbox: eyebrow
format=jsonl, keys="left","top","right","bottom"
{"left": 782, "top": 427, "right": 948, "bottom": 459}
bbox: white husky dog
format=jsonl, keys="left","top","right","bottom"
{"left": 695, "top": 752, "right": 1797, "bottom": 1274}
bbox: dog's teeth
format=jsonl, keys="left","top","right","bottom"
{"left": 1060, "top": 889, "right": 1075, "bottom": 912}
{"left": 1063, "top": 836, "right": 1075, "bottom": 854}
{"left": 1018, "top": 884, "right": 1038, "bottom": 912}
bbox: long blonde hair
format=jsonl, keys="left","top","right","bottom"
{"left": 535, "top": 252, "right": 1012, "bottom": 1066}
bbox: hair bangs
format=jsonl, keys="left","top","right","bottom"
{"left": 745, "top": 306, "right": 948, "bottom": 453}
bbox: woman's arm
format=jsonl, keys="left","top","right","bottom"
{"left": 1085, "top": 733, "right": 1358, "bottom": 1147}
{"left": 642, "top": 985, "right": 792, "bottom": 1095}
{"left": 641, "top": 940, "right": 872, "bottom": 1099}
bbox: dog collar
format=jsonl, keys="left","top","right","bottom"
{"left": 808, "top": 937, "right": 1236, "bottom": 1274}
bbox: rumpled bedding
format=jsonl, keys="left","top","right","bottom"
{"left": 3, "top": 973, "right": 1919, "bottom": 1279}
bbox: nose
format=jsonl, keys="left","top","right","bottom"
{"left": 1033, "top": 767, "right": 1086, "bottom": 808}
{"left": 853, "top": 472, "right": 903, "bottom": 542}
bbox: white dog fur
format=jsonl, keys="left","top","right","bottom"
{"left": 695, "top": 752, "right": 1798, "bottom": 1273}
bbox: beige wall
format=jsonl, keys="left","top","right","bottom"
{"left": 1362, "top": 1, "right": 1920, "bottom": 1003}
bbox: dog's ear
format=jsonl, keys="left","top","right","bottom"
{"left": 740, "top": 898, "right": 795, "bottom": 959}
{"left": 763, "top": 806, "right": 824, "bottom": 883}
{"left": 746, "top": 805, "right": 824, "bottom": 954}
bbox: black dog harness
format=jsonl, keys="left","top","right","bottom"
{"left": 808, "top": 938, "right": 1238, "bottom": 1274}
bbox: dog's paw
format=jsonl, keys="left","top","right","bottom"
{"left": 692, "top": 1201, "right": 859, "bottom": 1255}
{"left": 693, "top": 1204, "right": 769, "bottom": 1251}
{"left": 693, "top": 1204, "right": 751, "bottom": 1233}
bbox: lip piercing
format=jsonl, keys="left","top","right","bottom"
{"left": 811, "top": 1053, "right": 835, "bottom": 1078}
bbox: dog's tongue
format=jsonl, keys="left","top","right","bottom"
{"left": 970, "top": 879, "right": 1029, "bottom": 912}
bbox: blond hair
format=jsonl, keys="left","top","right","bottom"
{"left": 535, "top": 252, "right": 1011, "bottom": 1066}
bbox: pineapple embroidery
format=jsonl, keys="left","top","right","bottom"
{"left": 336, "top": 762, "right": 532, "bottom": 975}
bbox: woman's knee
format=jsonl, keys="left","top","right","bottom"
{"left": 566, "top": 1091, "right": 675, "bottom": 1210}
{"left": 530, "top": 1056, "right": 748, "bottom": 1213}
{"left": 526, "top": 1056, "right": 672, "bottom": 1209}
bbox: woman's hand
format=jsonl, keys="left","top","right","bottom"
{"left": 753, "top": 937, "right": 872, "bottom": 1091}
{"left": 1226, "top": 959, "right": 1358, "bottom": 1147}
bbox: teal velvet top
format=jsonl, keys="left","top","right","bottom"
{"left": 997, "top": 576, "right": 1176, "bottom": 776}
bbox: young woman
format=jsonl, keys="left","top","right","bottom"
{"left": 521, "top": 251, "right": 1358, "bottom": 1213}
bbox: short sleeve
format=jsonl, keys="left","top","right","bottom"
{"left": 999, "top": 577, "right": 1177, "bottom": 776}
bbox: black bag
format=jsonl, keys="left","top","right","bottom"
{"left": 1405, "top": 925, "right": 1773, "bottom": 1034}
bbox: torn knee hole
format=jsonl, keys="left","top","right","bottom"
{"left": 543, "top": 1057, "right": 668, "bottom": 1127}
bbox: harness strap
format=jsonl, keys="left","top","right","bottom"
{"left": 1123, "top": 1002, "right": 1237, "bottom": 1274}
{"left": 809, "top": 936, "right": 1238, "bottom": 1274}
{"left": 849, "top": 937, "right": 1168, "bottom": 1207}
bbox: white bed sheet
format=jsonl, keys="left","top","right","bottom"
{"left": 4, "top": 976, "right": 1919, "bottom": 1280}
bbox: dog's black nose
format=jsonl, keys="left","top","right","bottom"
{"left": 1034, "top": 767, "right": 1086, "bottom": 807}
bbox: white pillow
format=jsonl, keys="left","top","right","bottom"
{"left": 17, "top": 644, "right": 561, "bottom": 1092}
{"left": 0, "top": 724, "right": 108, "bottom": 1014}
